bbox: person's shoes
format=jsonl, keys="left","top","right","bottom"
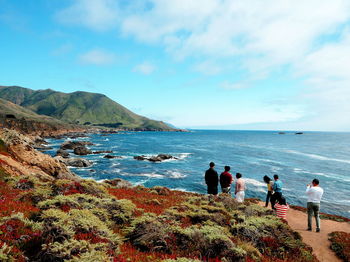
{"left": 307, "top": 228, "right": 312, "bottom": 231}
{"left": 316, "top": 228, "right": 320, "bottom": 232}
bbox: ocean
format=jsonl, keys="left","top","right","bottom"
{"left": 45, "top": 130, "right": 350, "bottom": 218}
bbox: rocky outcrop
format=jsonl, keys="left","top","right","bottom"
{"left": 55, "top": 156, "right": 92, "bottom": 167}
{"left": 93, "top": 150, "right": 113, "bottom": 154}
{"left": 73, "top": 146, "right": 92, "bottom": 156}
{"left": 0, "top": 128, "right": 79, "bottom": 181}
{"left": 56, "top": 149, "right": 69, "bottom": 158}
{"left": 60, "top": 141, "right": 93, "bottom": 150}
{"left": 133, "top": 154, "right": 178, "bottom": 162}
{"left": 103, "top": 154, "right": 122, "bottom": 159}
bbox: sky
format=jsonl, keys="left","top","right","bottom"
{"left": 1, "top": 0, "right": 350, "bottom": 131}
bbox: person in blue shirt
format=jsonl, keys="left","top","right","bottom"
{"left": 271, "top": 174, "right": 283, "bottom": 210}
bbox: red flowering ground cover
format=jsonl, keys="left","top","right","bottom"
{"left": 0, "top": 181, "right": 39, "bottom": 217}
{"left": 108, "top": 188, "right": 187, "bottom": 215}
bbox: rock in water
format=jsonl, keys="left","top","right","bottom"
{"left": 73, "top": 146, "right": 92, "bottom": 155}
{"left": 60, "top": 141, "right": 93, "bottom": 150}
{"left": 133, "top": 154, "right": 178, "bottom": 162}
{"left": 56, "top": 156, "right": 92, "bottom": 167}
{"left": 56, "top": 149, "right": 69, "bottom": 158}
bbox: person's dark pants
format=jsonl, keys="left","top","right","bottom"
{"left": 265, "top": 191, "right": 272, "bottom": 207}
{"left": 271, "top": 192, "right": 282, "bottom": 209}
{"left": 307, "top": 202, "right": 320, "bottom": 230}
{"left": 207, "top": 186, "right": 218, "bottom": 195}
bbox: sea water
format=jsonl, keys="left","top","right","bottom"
{"left": 45, "top": 130, "right": 350, "bottom": 218}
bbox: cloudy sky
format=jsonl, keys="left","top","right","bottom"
{"left": 1, "top": 0, "right": 350, "bottom": 131}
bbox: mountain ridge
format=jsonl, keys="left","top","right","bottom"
{"left": 0, "top": 85, "right": 174, "bottom": 131}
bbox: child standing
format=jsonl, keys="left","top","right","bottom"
{"left": 275, "top": 197, "right": 289, "bottom": 220}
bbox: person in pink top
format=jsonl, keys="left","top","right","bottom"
{"left": 275, "top": 197, "right": 289, "bottom": 220}
{"left": 235, "top": 173, "right": 246, "bottom": 203}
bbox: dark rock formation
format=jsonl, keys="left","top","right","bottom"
{"left": 56, "top": 156, "right": 92, "bottom": 167}
{"left": 103, "top": 154, "right": 122, "bottom": 159}
{"left": 60, "top": 141, "right": 93, "bottom": 150}
{"left": 56, "top": 149, "right": 69, "bottom": 158}
{"left": 134, "top": 154, "right": 178, "bottom": 162}
{"left": 73, "top": 146, "right": 92, "bottom": 155}
{"left": 93, "top": 150, "right": 113, "bottom": 154}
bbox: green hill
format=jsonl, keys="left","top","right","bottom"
{"left": 0, "top": 86, "right": 174, "bottom": 130}
{"left": 0, "top": 98, "right": 79, "bottom": 134}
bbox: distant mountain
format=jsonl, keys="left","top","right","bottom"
{"left": 0, "top": 86, "right": 174, "bottom": 130}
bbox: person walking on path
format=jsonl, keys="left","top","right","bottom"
{"left": 235, "top": 173, "right": 245, "bottom": 202}
{"left": 275, "top": 197, "right": 289, "bottom": 221}
{"left": 263, "top": 175, "right": 274, "bottom": 207}
{"left": 306, "top": 179, "right": 324, "bottom": 232}
{"left": 220, "top": 166, "right": 233, "bottom": 194}
{"left": 205, "top": 162, "right": 219, "bottom": 195}
{"left": 271, "top": 174, "right": 283, "bottom": 209}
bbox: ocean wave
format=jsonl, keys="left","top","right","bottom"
{"left": 165, "top": 170, "right": 187, "bottom": 179}
{"left": 285, "top": 150, "right": 350, "bottom": 164}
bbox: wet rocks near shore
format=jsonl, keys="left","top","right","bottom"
{"left": 93, "top": 150, "right": 113, "bottom": 154}
{"left": 103, "top": 154, "right": 122, "bottom": 159}
{"left": 56, "top": 149, "right": 70, "bottom": 158}
{"left": 134, "top": 154, "right": 178, "bottom": 162}
{"left": 55, "top": 156, "right": 92, "bottom": 167}
{"left": 60, "top": 141, "right": 93, "bottom": 150}
{"left": 73, "top": 146, "right": 92, "bottom": 155}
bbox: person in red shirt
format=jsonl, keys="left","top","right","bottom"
{"left": 220, "top": 166, "right": 233, "bottom": 194}
{"left": 275, "top": 197, "right": 289, "bottom": 221}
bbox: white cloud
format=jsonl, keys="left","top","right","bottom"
{"left": 133, "top": 61, "right": 156, "bottom": 75}
{"left": 79, "top": 49, "right": 115, "bottom": 65}
{"left": 56, "top": 0, "right": 350, "bottom": 129}
{"left": 56, "top": 0, "right": 119, "bottom": 31}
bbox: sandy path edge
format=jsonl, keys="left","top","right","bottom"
{"left": 258, "top": 202, "right": 350, "bottom": 262}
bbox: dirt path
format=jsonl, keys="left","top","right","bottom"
{"left": 258, "top": 202, "right": 350, "bottom": 262}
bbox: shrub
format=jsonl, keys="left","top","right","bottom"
{"left": 329, "top": 231, "right": 350, "bottom": 262}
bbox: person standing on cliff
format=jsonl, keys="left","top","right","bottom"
{"left": 271, "top": 174, "right": 283, "bottom": 209}
{"left": 235, "top": 173, "right": 246, "bottom": 202}
{"left": 306, "top": 179, "right": 324, "bottom": 232}
{"left": 205, "top": 162, "right": 219, "bottom": 195}
{"left": 220, "top": 166, "right": 233, "bottom": 194}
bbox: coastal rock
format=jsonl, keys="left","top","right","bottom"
{"left": 103, "top": 154, "right": 122, "bottom": 159}
{"left": 105, "top": 178, "right": 132, "bottom": 188}
{"left": 93, "top": 150, "right": 113, "bottom": 154}
{"left": 56, "top": 149, "right": 69, "bottom": 158}
{"left": 0, "top": 128, "right": 78, "bottom": 181}
{"left": 56, "top": 156, "right": 92, "bottom": 167}
{"left": 73, "top": 146, "right": 92, "bottom": 155}
{"left": 60, "top": 140, "right": 93, "bottom": 150}
{"left": 134, "top": 154, "right": 178, "bottom": 162}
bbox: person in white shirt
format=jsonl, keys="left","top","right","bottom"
{"left": 306, "top": 178, "right": 324, "bottom": 232}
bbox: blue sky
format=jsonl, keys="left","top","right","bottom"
{"left": 1, "top": 0, "right": 350, "bottom": 131}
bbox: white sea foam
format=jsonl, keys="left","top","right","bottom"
{"left": 244, "top": 178, "right": 266, "bottom": 193}
{"left": 286, "top": 150, "right": 350, "bottom": 164}
{"left": 165, "top": 170, "right": 187, "bottom": 179}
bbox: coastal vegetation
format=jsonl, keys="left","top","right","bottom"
{"left": 329, "top": 231, "right": 350, "bottom": 262}
{"left": 0, "top": 86, "right": 173, "bottom": 131}
{"left": 0, "top": 131, "right": 318, "bottom": 262}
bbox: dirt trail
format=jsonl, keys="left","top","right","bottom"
{"left": 258, "top": 202, "right": 350, "bottom": 262}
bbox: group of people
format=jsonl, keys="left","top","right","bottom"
{"left": 205, "top": 162, "right": 246, "bottom": 203}
{"left": 205, "top": 162, "right": 324, "bottom": 232}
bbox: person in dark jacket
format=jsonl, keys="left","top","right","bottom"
{"left": 205, "top": 162, "right": 219, "bottom": 195}
{"left": 220, "top": 166, "right": 233, "bottom": 193}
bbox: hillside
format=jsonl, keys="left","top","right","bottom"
{"left": 0, "top": 98, "right": 81, "bottom": 135}
{"left": 0, "top": 86, "right": 174, "bottom": 130}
